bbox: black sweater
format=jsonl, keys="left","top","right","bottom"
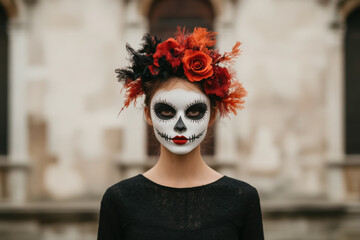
{"left": 97, "top": 174, "right": 264, "bottom": 240}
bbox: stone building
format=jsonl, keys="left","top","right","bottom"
{"left": 0, "top": 0, "right": 359, "bottom": 239}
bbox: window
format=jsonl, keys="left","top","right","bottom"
{"left": 345, "top": 7, "right": 360, "bottom": 154}
{"left": 0, "top": 5, "right": 8, "bottom": 155}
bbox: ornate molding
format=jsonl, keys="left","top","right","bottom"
{"left": 139, "top": 0, "right": 226, "bottom": 18}
{"left": 338, "top": 0, "right": 360, "bottom": 19}
{"left": 0, "top": 0, "right": 17, "bottom": 18}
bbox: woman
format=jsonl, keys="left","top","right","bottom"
{"left": 97, "top": 27, "right": 264, "bottom": 240}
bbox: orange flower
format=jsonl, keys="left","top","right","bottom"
{"left": 182, "top": 50, "right": 213, "bottom": 82}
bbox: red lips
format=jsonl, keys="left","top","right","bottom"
{"left": 172, "top": 135, "right": 188, "bottom": 145}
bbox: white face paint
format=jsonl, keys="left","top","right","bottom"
{"left": 150, "top": 89, "right": 211, "bottom": 155}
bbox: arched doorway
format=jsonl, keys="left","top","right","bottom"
{"left": 146, "top": 0, "right": 215, "bottom": 156}
{"left": 149, "top": 0, "right": 214, "bottom": 39}
{"left": 0, "top": 4, "right": 8, "bottom": 155}
{"left": 345, "top": 7, "right": 360, "bottom": 154}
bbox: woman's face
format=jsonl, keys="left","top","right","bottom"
{"left": 148, "top": 79, "right": 211, "bottom": 155}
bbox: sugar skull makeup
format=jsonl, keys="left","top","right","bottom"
{"left": 150, "top": 89, "right": 211, "bottom": 155}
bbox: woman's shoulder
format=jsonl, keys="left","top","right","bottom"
{"left": 221, "top": 175, "right": 260, "bottom": 199}
{"left": 222, "top": 175, "right": 258, "bottom": 190}
{"left": 219, "top": 176, "right": 262, "bottom": 215}
{"left": 101, "top": 174, "right": 144, "bottom": 200}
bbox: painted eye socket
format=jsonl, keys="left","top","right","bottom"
{"left": 154, "top": 103, "right": 176, "bottom": 120}
{"left": 186, "top": 103, "right": 207, "bottom": 120}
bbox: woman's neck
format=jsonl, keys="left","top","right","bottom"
{"left": 143, "top": 145, "right": 222, "bottom": 187}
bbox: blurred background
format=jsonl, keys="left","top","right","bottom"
{"left": 0, "top": 0, "right": 360, "bottom": 239}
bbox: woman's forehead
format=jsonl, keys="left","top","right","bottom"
{"left": 151, "top": 89, "right": 209, "bottom": 107}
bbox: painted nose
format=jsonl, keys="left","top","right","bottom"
{"left": 174, "top": 116, "right": 187, "bottom": 133}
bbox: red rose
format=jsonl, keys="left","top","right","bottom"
{"left": 182, "top": 50, "right": 213, "bottom": 82}
{"left": 150, "top": 38, "right": 185, "bottom": 74}
{"left": 203, "top": 66, "right": 231, "bottom": 98}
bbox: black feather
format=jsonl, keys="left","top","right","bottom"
{"left": 115, "top": 32, "right": 186, "bottom": 86}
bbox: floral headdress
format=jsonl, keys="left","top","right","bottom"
{"left": 116, "top": 26, "right": 247, "bottom": 118}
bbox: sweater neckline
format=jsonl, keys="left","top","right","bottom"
{"left": 138, "top": 173, "right": 227, "bottom": 191}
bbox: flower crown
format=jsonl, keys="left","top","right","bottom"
{"left": 116, "top": 26, "right": 247, "bottom": 118}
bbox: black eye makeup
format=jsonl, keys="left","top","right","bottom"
{"left": 185, "top": 102, "right": 207, "bottom": 120}
{"left": 153, "top": 102, "right": 176, "bottom": 120}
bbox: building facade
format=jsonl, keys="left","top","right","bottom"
{"left": 0, "top": 0, "right": 359, "bottom": 239}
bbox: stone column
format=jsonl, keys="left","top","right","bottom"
{"left": 117, "top": 0, "right": 148, "bottom": 177}
{"left": 324, "top": 14, "right": 345, "bottom": 201}
{"left": 214, "top": 0, "right": 240, "bottom": 176}
{"left": 7, "top": 10, "right": 29, "bottom": 204}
